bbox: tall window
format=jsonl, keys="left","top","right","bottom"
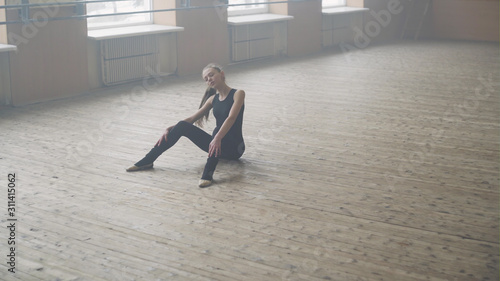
{"left": 323, "top": 0, "right": 346, "bottom": 8}
{"left": 228, "top": 0, "right": 268, "bottom": 16}
{"left": 86, "top": 0, "right": 152, "bottom": 29}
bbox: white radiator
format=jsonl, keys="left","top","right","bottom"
{"left": 322, "top": 12, "right": 364, "bottom": 48}
{"left": 100, "top": 35, "right": 159, "bottom": 86}
{"left": 230, "top": 21, "right": 288, "bottom": 63}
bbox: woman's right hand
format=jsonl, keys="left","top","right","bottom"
{"left": 155, "top": 126, "right": 174, "bottom": 147}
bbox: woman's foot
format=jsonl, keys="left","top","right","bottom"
{"left": 126, "top": 163, "right": 153, "bottom": 172}
{"left": 198, "top": 179, "right": 213, "bottom": 188}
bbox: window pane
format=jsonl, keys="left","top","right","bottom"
{"left": 87, "top": 0, "right": 152, "bottom": 29}
{"left": 322, "top": 0, "right": 346, "bottom": 7}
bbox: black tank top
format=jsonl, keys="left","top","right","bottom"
{"left": 212, "top": 89, "right": 244, "bottom": 145}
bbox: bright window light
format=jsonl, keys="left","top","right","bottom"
{"left": 322, "top": 0, "right": 346, "bottom": 8}
{"left": 86, "top": 0, "right": 153, "bottom": 30}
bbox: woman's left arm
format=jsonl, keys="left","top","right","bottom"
{"left": 209, "top": 90, "right": 245, "bottom": 157}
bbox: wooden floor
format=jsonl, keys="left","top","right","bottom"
{"left": 0, "top": 39, "right": 498, "bottom": 281}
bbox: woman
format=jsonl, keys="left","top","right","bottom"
{"left": 126, "top": 63, "right": 245, "bottom": 188}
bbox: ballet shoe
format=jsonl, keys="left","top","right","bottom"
{"left": 126, "top": 163, "right": 153, "bottom": 172}
{"left": 198, "top": 179, "right": 213, "bottom": 188}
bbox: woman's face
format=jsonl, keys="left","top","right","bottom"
{"left": 203, "top": 68, "right": 224, "bottom": 88}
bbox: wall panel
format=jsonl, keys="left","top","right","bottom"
{"left": 362, "top": 0, "right": 406, "bottom": 43}
{"left": 432, "top": 0, "right": 499, "bottom": 42}
{"left": 6, "top": 5, "right": 89, "bottom": 105}
{"left": 174, "top": 0, "right": 229, "bottom": 76}
{"left": 286, "top": 0, "right": 323, "bottom": 56}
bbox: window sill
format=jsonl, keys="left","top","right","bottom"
{"left": 322, "top": 7, "right": 369, "bottom": 15}
{"left": 0, "top": 44, "right": 17, "bottom": 53}
{"left": 88, "top": 24, "right": 184, "bottom": 40}
{"left": 228, "top": 13, "right": 294, "bottom": 26}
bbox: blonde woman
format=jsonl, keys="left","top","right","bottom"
{"left": 126, "top": 63, "right": 245, "bottom": 188}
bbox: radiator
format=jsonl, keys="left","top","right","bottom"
{"left": 100, "top": 35, "right": 159, "bottom": 86}
{"left": 229, "top": 21, "right": 287, "bottom": 63}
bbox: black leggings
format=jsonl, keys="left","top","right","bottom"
{"left": 135, "top": 121, "right": 244, "bottom": 180}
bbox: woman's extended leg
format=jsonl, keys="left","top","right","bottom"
{"left": 131, "top": 121, "right": 211, "bottom": 168}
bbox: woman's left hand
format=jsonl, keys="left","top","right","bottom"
{"left": 209, "top": 137, "right": 222, "bottom": 157}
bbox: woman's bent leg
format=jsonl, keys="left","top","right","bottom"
{"left": 134, "top": 121, "right": 211, "bottom": 167}
{"left": 201, "top": 156, "right": 219, "bottom": 181}
{"left": 200, "top": 140, "right": 245, "bottom": 181}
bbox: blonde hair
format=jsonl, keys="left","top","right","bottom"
{"left": 196, "top": 63, "right": 224, "bottom": 127}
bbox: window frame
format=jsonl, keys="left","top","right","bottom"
{"left": 228, "top": 0, "right": 269, "bottom": 17}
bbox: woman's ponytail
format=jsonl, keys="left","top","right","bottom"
{"left": 195, "top": 87, "right": 216, "bottom": 127}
